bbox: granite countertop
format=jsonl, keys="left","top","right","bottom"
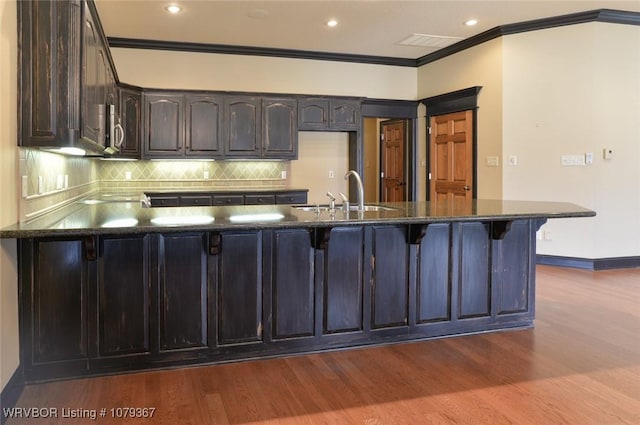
{"left": 0, "top": 199, "right": 595, "bottom": 238}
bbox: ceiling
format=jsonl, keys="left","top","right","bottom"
{"left": 94, "top": 1, "right": 640, "bottom": 60}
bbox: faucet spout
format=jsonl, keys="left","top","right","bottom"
{"left": 344, "top": 170, "right": 364, "bottom": 212}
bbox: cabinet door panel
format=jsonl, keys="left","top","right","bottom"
{"left": 119, "top": 88, "right": 141, "bottom": 157}
{"left": 371, "top": 226, "right": 408, "bottom": 329}
{"left": 145, "top": 94, "right": 183, "bottom": 155}
{"left": 186, "top": 95, "right": 223, "bottom": 156}
{"left": 494, "top": 221, "right": 531, "bottom": 315}
{"left": 81, "top": 5, "right": 101, "bottom": 145}
{"left": 32, "top": 239, "right": 88, "bottom": 363}
{"left": 330, "top": 101, "right": 360, "bottom": 130}
{"left": 98, "top": 235, "right": 150, "bottom": 356}
{"left": 417, "top": 223, "right": 452, "bottom": 323}
{"left": 217, "top": 231, "right": 263, "bottom": 344}
{"left": 298, "top": 99, "right": 329, "bottom": 130}
{"left": 262, "top": 98, "right": 297, "bottom": 158}
{"left": 158, "top": 233, "right": 208, "bottom": 350}
{"left": 224, "top": 96, "right": 260, "bottom": 157}
{"left": 324, "top": 227, "right": 364, "bottom": 333}
{"left": 271, "top": 230, "right": 315, "bottom": 339}
{"left": 456, "top": 222, "right": 491, "bottom": 319}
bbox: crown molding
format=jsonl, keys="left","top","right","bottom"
{"left": 106, "top": 38, "right": 417, "bottom": 68}
{"left": 107, "top": 9, "right": 640, "bottom": 69}
{"left": 416, "top": 9, "right": 640, "bottom": 66}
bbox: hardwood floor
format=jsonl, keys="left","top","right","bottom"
{"left": 6, "top": 266, "right": 640, "bottom": 425}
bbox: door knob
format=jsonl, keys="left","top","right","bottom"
{"left": 464, "top": 185, "right": 471, "bottom": 191}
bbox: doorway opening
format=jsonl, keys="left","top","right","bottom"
{"left": 361, "top": 100, "right": 418, "bottom": 203}
{"left": 422, "top": 87, "right": 481, "bottom": 202}
{"left": 363, "top": 118, "right": 411, "bottom": 203}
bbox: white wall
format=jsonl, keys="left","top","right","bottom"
{"left": 502, "top": 22, "right": 640, "bottom": 258}
{"left": 288, "top": 132, "right": 349, "bottom": 204}
{"left": 0, "top": 0, "right": 20, "bottom": 392}
{"left": 111, "top": 48, "right": 418, "bottom": 100}
{"left": 417, "top": 38, "right": 504, "bottom": 200}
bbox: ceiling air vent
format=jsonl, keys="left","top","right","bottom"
{"left": 397, "top": 33, "right": 462, "bottom": 48}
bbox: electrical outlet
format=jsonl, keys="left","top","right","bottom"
{"left": 328, "top": 170, "right": 334, "bottom": 179}
{"left": 64, "top": 175, "right": 69, "bottom": 188}
{"left": 203, "top": 170, "right": 210, "bottom": 180}
{"left": 281, "top": 170, "right": 287, "bottom": 179}
{"left": 508, "top": 155, "right": 518, "bottom": 166}
{"left": 585, "top": 152, "right": 594, "bottom": 164}
{"left": 22, "top": 176, "right": 29, "bottom": 198}
{"left": 125, "top": 171, "right": 132, "bottom": 180}
{"left": 56, "top": 174, "right": 64, "bottom": 190}
{"left": 38, "top": 176, "right": 44, "bottom": 194}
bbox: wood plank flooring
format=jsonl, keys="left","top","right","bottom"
{"left": 5, "top": 265, "right": 640, "bottom": 424}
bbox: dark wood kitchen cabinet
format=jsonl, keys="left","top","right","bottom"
{"left": 262, "top": 98, "right": 298, "bottom": 159}
{"left": 224, "top": 96, "right": 261, "bottom": 157}
{"left": 267, "top": 229, "right": 315, "bottom": 340}
{"left": 95, "top": 235, "right": 151, "bottom": 363}
{"left": 19, "top": 238, "right": 90, "bottom": 380}
{"left": 81, "top": 1, "right": 104, "bottom": 146}
{"left": 298, "top": 98, "right": 361, "bottom": 131}
{"left": 185, "top": 94, "right": 224, "bottom": 157}
{"left": 156, "top": 233, "right": 211, "bottom": 353}
{"left": 370, "top": 225, "right": 409, "bottom": 329}
{"left": 414, "top": 223, "right": 452, "bottom": 324}
{"left": 143, "top": 93, "right": 184, "bottom": 157}
{"left": 212, "top": 231, "right": 265, "bottom": 345}
{"left": 16, "top": 217, "right": 540, "bottom": 382}
{"left": 18, "top": 0, "right": 116, "bottom": 154}
{"left": 143, "top": 92, "right": 225, "bottom": 159}
{"left": 321, "top": 227, "right": 366, "bottom": 334}
{"left": 118, "top": 88, "right": 142, "bottom": 158}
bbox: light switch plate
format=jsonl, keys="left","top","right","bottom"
{"left": 486, "top": 156, "right": 499, "bottom": 167}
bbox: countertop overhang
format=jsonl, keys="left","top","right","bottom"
{"left": 0, "top": 199, "right": 595, "bottom": 238}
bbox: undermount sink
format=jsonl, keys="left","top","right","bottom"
{"left": 292, "top": 204, "right": 398, "bottom": 212}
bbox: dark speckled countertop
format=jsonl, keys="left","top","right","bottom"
{"left": 0, "top": 198, "right": 595, "bottom": 238}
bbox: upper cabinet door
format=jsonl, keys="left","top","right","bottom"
{"left": 143, "top": 93, "right": 184, "bottom": 157}
{"left": 224, "top": 96, "right": 261, "bottom": 157}
{"left": 298, "top": 98, "right": 361, "bottom": 131}
{"left": 262, "top": 98, "right": 297, "bottom": 159}
{"left": 185, "top": 95, "right": 223, "bottom": 157}
{"left": 298, "top": 99, "right": 329, "bottom": 130}
{"left": 330, "top": 100, "right": 360, "bottom": 130}
{"left": 80, "top": 2, "right": 102, "bottom": 146}
{"left": 119, "top": 88, "right": 142, "bottom": 158}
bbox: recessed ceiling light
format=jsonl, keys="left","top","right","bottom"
{"left": 247, "top": 8, "right": 269, "bottom": 19}
{"left": 326, "top": 19, "right": 338, "bottom": 27}
{"left": 464, "top": 19, "right": 478, "bottom": 26}
{"left": 165, "top": 4, "right": 182, "bottom": 14}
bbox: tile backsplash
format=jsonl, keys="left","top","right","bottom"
{"left": 19, "top": 148, "right": 288, "bottom": 221}
{"left": 99, "top": 160, "right": 286, "bottom": 187}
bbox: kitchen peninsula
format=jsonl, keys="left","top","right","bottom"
{"left": 0, "top": 198, "right": 594, "bottom": 383}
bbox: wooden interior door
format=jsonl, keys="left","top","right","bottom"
{"left": 381, "top": 120, "right": 406, "bottom": 202}
{"left": 429, "top": 111, "right": 473, "bottom": 206}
